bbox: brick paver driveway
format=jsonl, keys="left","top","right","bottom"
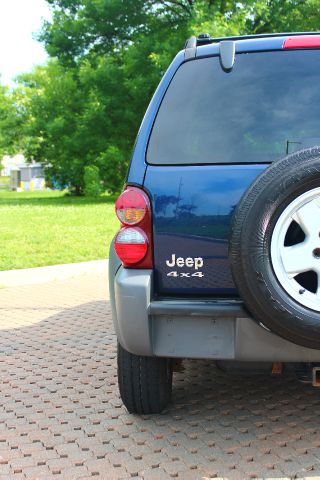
{"left": 1, "top": 270, "right": 320, "bottom": 479}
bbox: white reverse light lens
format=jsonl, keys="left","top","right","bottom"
{"left": 116, "top": 228, "right": 147, "bottom": 244}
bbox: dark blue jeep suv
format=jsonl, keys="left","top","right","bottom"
{"left": 109, "top": 32, "right": 320, "bottom": 413}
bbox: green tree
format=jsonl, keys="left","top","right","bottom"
{"left": 40, "top": 1, "right": 192, "bottom": 63}
{"left": 83, "top": 165, "right": 102, "bottom": 197}
{"left": 18, "top": 62, "right": 88, "bottom": 193}
{"left": 0, "top": 84, "right": 25, "bottom": 159}
{"left": 245, "top": 0, "right": 320, "bottom": 33}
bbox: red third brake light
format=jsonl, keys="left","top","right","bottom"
{"left": 283, "top": 35, "right": 320, "bottom": 49}
{"left": 114, "top": 187, "right": 153, "bottom": 268}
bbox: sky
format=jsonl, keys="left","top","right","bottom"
{"left": 0, "top": 0, "right": 52, "bottom": 86}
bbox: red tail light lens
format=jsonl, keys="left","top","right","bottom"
{"left": 114, "top": 227, "right": 148, "bottom": 264}
{"left": 114, "top": 187, "right": 153, "bottom": 268}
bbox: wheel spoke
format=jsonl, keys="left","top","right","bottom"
{"left": 281, "top": 242, "right": 314, "bottom": 277}
{"left": 294, "top": 198, "right": 320, "bottom": 237}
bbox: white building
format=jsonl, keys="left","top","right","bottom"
{"left": 1, "top": 154, "right": 25, "bottom": 176}
{"left": 1, "top": 154, "right": 45, "bottom": 191}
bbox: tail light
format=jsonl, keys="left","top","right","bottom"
{"left": 114, "top": 187, "right": 153, "bottom": 268}
{"left": 283, "top": 35, "right": 320, "bottom": 49}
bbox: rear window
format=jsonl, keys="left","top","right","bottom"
{"left": 147, "top": 50, "right": 320, "bottom": 165}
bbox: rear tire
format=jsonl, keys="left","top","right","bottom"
{"left": 117, "top": 342, "right": 172, "bottom": 414}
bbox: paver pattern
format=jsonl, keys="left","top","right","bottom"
{"left": 0, "top": 271, "right": 320, "bottom": 479}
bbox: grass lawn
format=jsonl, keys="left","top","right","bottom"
{"left": 0, "top": 190, "right": 119, "bottom": 270}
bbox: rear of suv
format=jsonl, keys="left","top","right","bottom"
{"left": 109, "top": 32, "right": 320, "bottom": 414}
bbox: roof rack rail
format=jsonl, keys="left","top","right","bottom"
{"left": 185, "top": 31, "right": 320, "bottom": 52}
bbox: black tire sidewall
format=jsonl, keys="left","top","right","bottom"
{"left": 230, "top": 149, "right": 320, "bottom": 349}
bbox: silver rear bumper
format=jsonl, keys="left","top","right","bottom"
{"left": 110, "top": 264, "right": 320, "bottom": 361}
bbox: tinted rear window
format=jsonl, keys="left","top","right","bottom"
{"left": 147, "top": 50, "right": 320, "bottom": 165}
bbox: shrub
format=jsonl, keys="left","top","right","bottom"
{"left": 84, "top": 165, "right": 102, "bottom": 197}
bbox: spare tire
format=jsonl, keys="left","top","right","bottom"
{"left": 230, "top": 147, "right": 320, "bottom": 350}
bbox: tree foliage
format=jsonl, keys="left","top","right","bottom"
{"left": 0, "top": 85, "right": 26, "bottom": 159}
{"left": 2, "top": 0, "right": 320, "bottom": 193}
{"left": 84, "top": 165, "right": 102, "bottom": 197}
